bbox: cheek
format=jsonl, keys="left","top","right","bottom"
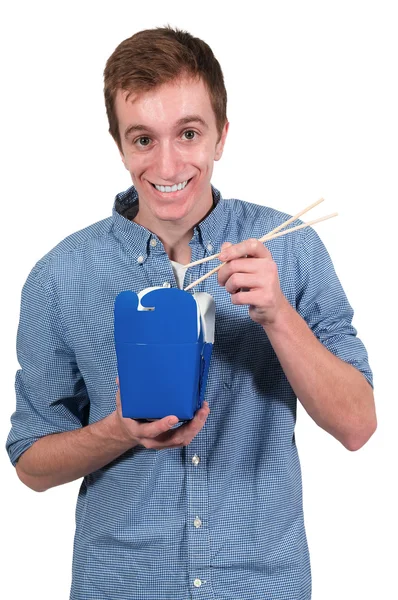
{"left": 188, "top": 146, "right": 215, "bottom": 174}
{"left": 126, "top": 154, "right": 151, "bottom": 176}
{"left": 181, "top": 140, "right": 215, "bottom": 164}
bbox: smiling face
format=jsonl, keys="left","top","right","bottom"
{"left": 115, "top": 77, "right": 228, "bottom": 232}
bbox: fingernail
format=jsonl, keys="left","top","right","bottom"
{"left": 220, "top": 242, "right": 232, "bottom": 260}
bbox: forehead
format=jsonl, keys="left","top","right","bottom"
{"left": 115, "top": 77, "right": 216, "bottom": 132}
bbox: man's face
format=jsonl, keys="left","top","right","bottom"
{"left": 115, "top": 77, "right": 228, "bottom": 229}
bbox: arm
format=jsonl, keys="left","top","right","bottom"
{"left": 218, "top": 237, "right": 376, "bottom": 450}
{"left": 262, "top": 296, "right": 375, "bottom": 450}
{"left": 15, "top": 410, "right": 133, "bottom": 492}
{"left": 7, "top": 265, "right": 209, "bottom": 493}
{"left": 15, "top": 393, "right": 210, "bottom": 493}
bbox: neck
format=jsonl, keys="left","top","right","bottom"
{"left": 164, "top": 234, "right": 193, "bottom": 265}
{"left": 133, "top": 188, "right": 215, "bottom": 265}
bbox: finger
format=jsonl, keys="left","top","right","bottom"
{"left": 152, "top": 402, "right": 210, "bottom": 448}
{"left": 115, "top": 387, "right": 122, "bottom": 411}
{"left": 219, "top": 238, "right": 270, "bottom": 262}
{"left": 133, "top": 414, "right": 180, "bottom": 439}
{"left": 230, "top": 288, "right": 268, "bottom": 307}
{"left": 224, "top": 273, "right": 263, "bottom": 295}
{"left": 218, "top": 257, "right": 267, "bottom": 286}
{"left": 220, "top": 241, "right": 233, "bottom": 255}
{"left": 170, "top": 401, "right": 210, "bottom": 445}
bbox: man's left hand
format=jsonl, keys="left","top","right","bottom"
{"left": 218, "top": 238, "right": 288, "bottom": 327}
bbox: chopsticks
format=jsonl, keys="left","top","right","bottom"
{"left": 183, "top": 198, "right": 337, "bottom": 292}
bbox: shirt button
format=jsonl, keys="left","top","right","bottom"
{"left": 193, "top": 579, "right": 202, "bottom": 588}
{"left": 206, "top": 243, "right": 213, "bottom": 252}
{"left": 137, "top": 255, "right": 144, "bottom": 264}
{"left": 162, "top": 282, "right": 171, "bottom": 288}
{"left": 192, "top": 454, "right": 200, "bottom": 466}
{"left": 150, "top": 239, "right": 157, "bottom": 247}
{"left": 193, "top": 517, "right": 202, "bottom": 528}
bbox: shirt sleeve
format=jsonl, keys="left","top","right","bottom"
{"left": 6, "top": 264, "right": 89, "bottom": 466}
{"left": 295, "top": 226, "right": 373, "bottom": 388}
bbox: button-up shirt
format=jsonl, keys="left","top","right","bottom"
{"left": 6, "top": 186, "right": 373, "bottom": 600}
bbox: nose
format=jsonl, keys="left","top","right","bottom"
{"left": 155, "top": 140, "right": 184, "bottom": 183}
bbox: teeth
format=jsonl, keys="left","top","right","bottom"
{"left": 154, "top": 180, "right": 188, "bottom": 193}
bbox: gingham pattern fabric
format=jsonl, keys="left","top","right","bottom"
{"left": 6, "top": 186, "right": 373, "bottom": 600}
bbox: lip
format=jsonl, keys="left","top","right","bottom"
{"left": 148, "top": 177, "right": 194, "bottom": 199}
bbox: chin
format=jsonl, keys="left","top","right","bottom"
{"left": 154, "top": 205, "right": 192, "bottom": 222}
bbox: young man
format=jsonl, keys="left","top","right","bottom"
{"left": 7, "top": 27, "right": 376, "bottom": 599}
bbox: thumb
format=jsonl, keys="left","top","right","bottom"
{"left": 219, "top": 241, "right": 233, "bottom": 262}
{"left": 221, "top": 242, "right": 233, "bottom": 251}
{"left": 115, "top": 386, "right": 122, "bottom": 412}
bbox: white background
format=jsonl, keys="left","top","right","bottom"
{"left": 1, "top": 1, "right": 397, "bottom": 598}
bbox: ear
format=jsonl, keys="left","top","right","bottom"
{"left": 214, "top": 121, "right": 229, "bottom": 161}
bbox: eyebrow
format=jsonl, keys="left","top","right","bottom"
{"left": 123, "top": 115, "right": 209, "bottom": 140}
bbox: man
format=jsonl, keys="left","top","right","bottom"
{"left": 6, "top": 26, "right": 376, "bottom": 599}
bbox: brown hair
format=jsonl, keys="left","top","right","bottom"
{"left": 104, "top": 26, "right": 227, "bottom": 151}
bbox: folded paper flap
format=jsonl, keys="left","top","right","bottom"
{"left": 193, "top": 292, "right": 215, "bottom": 344}
{"left": 198, "top": 342, "right": 214, "bottom": 407}
{"left": 136, "top": 286, "right": 162, "bottom": 307}
{"left": 114, "top": 288, "right": 198, "bottom": 344}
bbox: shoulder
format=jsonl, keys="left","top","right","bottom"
{"left": 27, "top": 217, "right": 114, "bottom": 287}
{"left": 215, "top": 194, "right": 331, "bottom": 268}
{"left": 226, "top": 197, "right": 293, "bottom": 228}
{"left": 226, "top": 195, "right": 328, "bottom": 238}
{"left": 218, "top": 196, "right": 306, "bottom": 249}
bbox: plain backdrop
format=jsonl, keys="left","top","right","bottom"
{"left": 1, "top": 1, "right": 397, "bottom": 598}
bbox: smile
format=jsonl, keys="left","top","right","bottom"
{"left": 151, "top": 179, "right": 191, "bottom": 193}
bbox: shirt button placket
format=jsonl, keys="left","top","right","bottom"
{"left": 186, "top": 439, "right": 213, "bottom": 597}
{"left": 192, "top": 454, "right": 200, "bottom": 466}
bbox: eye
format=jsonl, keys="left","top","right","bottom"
{"left": 182, "top": 130, "right": 197, "bottom": 140}
{"left": 135, "top": 136, "right": 151, "bottom": 147}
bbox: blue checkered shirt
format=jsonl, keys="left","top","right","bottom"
{"left": 7, "top": 186, "right": 373, "bottom": 599}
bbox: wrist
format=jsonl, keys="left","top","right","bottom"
{"left": 262, "top": 296, "right": 293, "bottom": 333}
{"left": 102, "top": 411, "right": 138, "bottom": 451}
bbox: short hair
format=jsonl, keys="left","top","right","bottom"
{"left": 104, "top": 26, "right": 228, "bottom": 151}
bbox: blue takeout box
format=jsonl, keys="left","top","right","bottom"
{"left": 114, "top": 287, "right": 215, "bottom": 421}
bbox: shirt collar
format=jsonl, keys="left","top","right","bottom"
{"left": 111, "top": 185, "right": 229, "bottom": 260}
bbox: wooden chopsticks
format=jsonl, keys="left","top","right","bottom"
{"left": 183, "top": 198, "right": 337, "bottom": 292}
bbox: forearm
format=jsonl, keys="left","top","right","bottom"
{"left": 16, "top": 411, "right": 136, "bottom": 492}
{"left": 264, "top": 297, "right": 376, "bottom": 450}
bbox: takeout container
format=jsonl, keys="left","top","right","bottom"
{"left": 114, "top": 287, "right": 215, "bottom": 421}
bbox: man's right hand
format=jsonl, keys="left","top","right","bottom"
{"left": 115, "top": 385, "right": 210, "bottom": 450}
{"left": 15, "top": 383, "right": 210, "bottom": 493}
